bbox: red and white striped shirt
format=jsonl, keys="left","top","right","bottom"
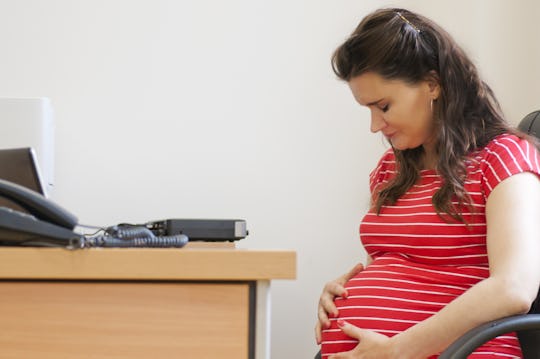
{"left": 321, "top": 134, "right": 540, "bottom": 358}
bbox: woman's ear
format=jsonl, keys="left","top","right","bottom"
{"left": 426, "top": 71, "right": 441, "bottom": 100}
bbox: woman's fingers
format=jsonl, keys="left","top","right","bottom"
{"left": 315, "top": 320, "right": 322, "bottom": 344}
{"left": 320, "top": 282, "right": 345, "bottom": 314}
{"left": 324, "top": 280, "right": 349, "bottom": 299}
{"left": 337, "top": 319, "right": 363, "bottom": 339}
{"left": 315, "top": 300, "right": 335, "bottom": 343}
{"left": 343, "top": 262, "right": 365, "bottom": 282}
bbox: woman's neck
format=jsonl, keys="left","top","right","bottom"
{"left": 421, "top": 144, "right": 438, "bottom": 170}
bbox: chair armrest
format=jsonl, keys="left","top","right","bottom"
{"left": 439, "top": 314, "right": 540, "bottom": 359}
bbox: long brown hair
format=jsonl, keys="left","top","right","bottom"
{"left": 332, "top": 8, "right": 529, "bottom": 221}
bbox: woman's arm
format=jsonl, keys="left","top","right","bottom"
{"left": 387, "top": 171, "right": 540, "bottom": 358}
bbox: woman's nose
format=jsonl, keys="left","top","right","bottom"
{"left": 370, "top": 112, "right": 386, "bottom": 133}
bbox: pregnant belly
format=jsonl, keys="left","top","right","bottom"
{"left": 320, "top": 255, "right": 476, "bottom": 357}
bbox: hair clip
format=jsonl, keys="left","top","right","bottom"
{"left": 396, "top": 12, "right": 421, "bottom": 33}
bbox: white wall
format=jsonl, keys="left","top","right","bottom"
{"left": 0, "top": 1, "right": 538, "bottom": 358}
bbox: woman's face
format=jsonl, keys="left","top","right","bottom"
{"left": 348, "top": 72, "right": 440, "bottom": 153}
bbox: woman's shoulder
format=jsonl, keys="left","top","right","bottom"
{"left": 471, "top": 133, "right": 540, "bottom": 196}
{"left": 371, "top": 148, "right": 396, "bottom": 174}
{"left": 369, "top": 148, "right": 396, "bottom": 191}
{"left": 485, "top": 133, "right": 533, "bottom": 149}
{"left": 474, "top": 133, "right": 539, "bottom": 166}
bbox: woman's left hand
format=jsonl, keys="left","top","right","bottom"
{"left": 328, "top": 320, "right": 399, "bottom": 359}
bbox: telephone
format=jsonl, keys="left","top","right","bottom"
{"left": 0, "top": 178, "right": 83, "bottom": 247}
{"left": 0, "top": 179, "right": 189, "bottom": 249}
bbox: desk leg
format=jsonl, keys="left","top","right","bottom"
{"left": 255, "top": 280, "right": 271, "bottom": 359}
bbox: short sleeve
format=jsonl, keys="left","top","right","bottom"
{"left": 369, "top": 149, "right": 396, "bottom": 194}
{"left": 480, "top": 135, "right": 540, "bottom": 199}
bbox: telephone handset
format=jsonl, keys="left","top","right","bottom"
{"left": 0, "top": 178, "right": 83, "bottom": 247}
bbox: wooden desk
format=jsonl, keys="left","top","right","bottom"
{"left": 0, "top": 247, "right": 296, "bottom": 359}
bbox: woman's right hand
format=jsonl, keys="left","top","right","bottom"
{"left": 315, "top": 262, "right": 366, "bottom": 344}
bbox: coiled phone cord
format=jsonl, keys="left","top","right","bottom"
{"left": 83, "top": 233, "right": 188, "bottom": 248}
{"left": 82, "top": 224, "right": 188, "bottom": 248}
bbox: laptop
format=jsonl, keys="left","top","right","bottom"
{"left": 0, "top": 147, "right": 47, "bottom": 211}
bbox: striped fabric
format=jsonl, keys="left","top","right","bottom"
{"left": 320, "top": 134, "right": 540, "bottom": 358}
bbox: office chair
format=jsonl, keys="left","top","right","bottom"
{"left": 315, "top": 110, "right": 540, "bottom": 359}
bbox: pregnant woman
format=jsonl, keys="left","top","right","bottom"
{"left": 315, "top": 8, "right": 540, "bottom": 359}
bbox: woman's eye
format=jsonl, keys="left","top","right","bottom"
{"left": 380, "top": 104, "right": 389, "bottom": 112}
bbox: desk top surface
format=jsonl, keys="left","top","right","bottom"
{"left": 0, "top": 246, "right": 296, "bottom": 281}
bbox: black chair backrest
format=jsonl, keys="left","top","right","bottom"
{"left": 529, "top": 288, "right": 540, "bottom": 315}
{"left": 518, "top": 288, "right": 540, "bottom": 358}
{"left": 518, "top": 110, "right": 540, "bottom": 137}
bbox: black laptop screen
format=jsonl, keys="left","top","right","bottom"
{"left": 0, "top": 147, "right": 46, "bottom": 211}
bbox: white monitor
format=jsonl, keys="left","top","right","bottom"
{"left": 0, "top": 98, "right": 54, "bottom": 196}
